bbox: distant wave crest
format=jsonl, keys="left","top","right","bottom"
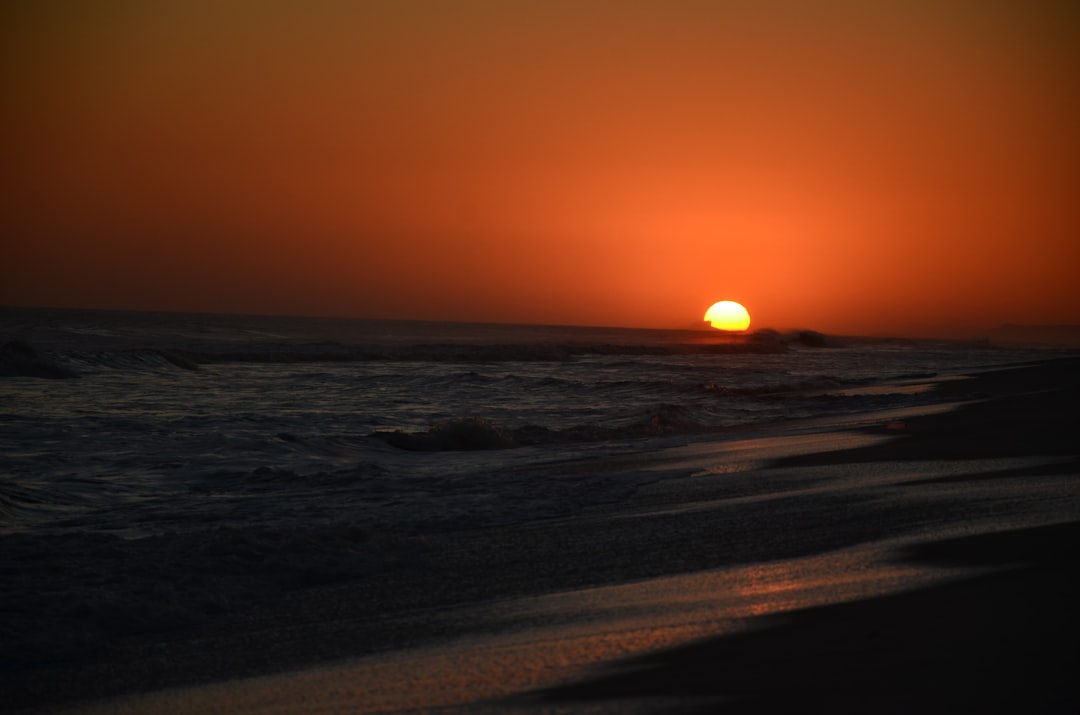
{"left": 180, "top": 339, "right": 790, "bottom": 365}
{"left": 2, "top": 336, "right": 804, "bottom": 377}
{"left": 0, "top": 339, "right": 205, "bottom": 377}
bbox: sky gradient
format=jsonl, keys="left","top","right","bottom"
{"left": 3, "top": 0, "right": 1078, "bottom": 336}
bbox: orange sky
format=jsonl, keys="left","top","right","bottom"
{"left": 2, "top": 0, "right": 1078, "bottom": 336}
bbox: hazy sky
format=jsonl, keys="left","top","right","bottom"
{"left": 3, "top": 0, "right": 1078, "bottom": 336}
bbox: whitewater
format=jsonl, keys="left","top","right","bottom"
{"left": 0, "top": 306, "right": 1064, "bottom": 672}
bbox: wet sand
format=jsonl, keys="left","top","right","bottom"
{"left": 537, "top": 523, "right": 1079, "bottom": 714}
{"left": 7, "top": 356, "right": 1079, "bottom": 713}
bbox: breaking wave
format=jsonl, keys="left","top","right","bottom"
{"left": 65, "top": 348, "right": 202, "bottom": 373}
{"left": 0, "top": 340, "right": 77, "bottom": 379}
{"left": 374, "top": 405, "right": 712, "bottom": 451}
{"left": 705, "top": 376, "right": 850, "bottom": 397}
{"left": 1, "top": 340, "right": 202, "bottom": 377}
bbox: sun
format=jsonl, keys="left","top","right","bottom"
{"left": 705, "top": 300, "right": 751, "bottom": 332}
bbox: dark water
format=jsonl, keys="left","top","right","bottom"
{"left": 0, "top": 307, "right": 1063, "bottom": 669}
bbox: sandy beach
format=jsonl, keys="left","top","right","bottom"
{"left": 6, "top": 356, "right": 1078, "bottom": 714}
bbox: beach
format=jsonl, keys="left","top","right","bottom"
{"left": 5, "top": 0, "right": 1078, "bottom": 709}
{"left": 4, "top": 353, "right": 1077, "bottom": 714}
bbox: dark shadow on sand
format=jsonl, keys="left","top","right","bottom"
{"left": 537, "top": 521, "right": 1080, "bottom": 714}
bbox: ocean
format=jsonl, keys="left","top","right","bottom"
{"left": 0, "top": 306, "right": 1068, "bottom": 673}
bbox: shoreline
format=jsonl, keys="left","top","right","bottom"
{"left": 6, "top": 355, "right": 1079, "bottom": 713}
{"left": 536, "top": 526, "right": 1079, "bottom": 714}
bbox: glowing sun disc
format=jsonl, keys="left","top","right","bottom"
{"left": 705, "top": 301, "right": 751, "bottom": 331}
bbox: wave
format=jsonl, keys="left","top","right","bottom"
{"left": 0, "top": 478, "right": 74, "bottom": 524}
{"left": 0, "top": 339, "right": 205, "bottom": 378}
{"left": 66, "top": 348, "right": 202, "bottom": 373}
{"left": 0, "top": 340, "right": 77, "bottom": 379}
{"left": 756, "top": 329, "right": 847, "bottom": 348}
{"left": 374, "top": 405, "right": 712, "bottom": 451}
{"left": 1, "top": 335, "right": 802, "bottom": 377}
{"left": 180, "top": 338, "right": 792, "bottom": 364}
{"left": 705, "top": 375, "right": 850, "bottom": 397}
{"left": 374, "top": 417, "right": 518, "bottom": 451}
{"left": 4, "top": 315, "right": 862, "bottom": 378}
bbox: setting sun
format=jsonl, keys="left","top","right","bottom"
{"left": 705, "top": 301, "right": 751, "bottom": 332}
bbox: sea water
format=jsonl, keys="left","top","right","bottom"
{"left": 0, "top": 307, "right": 1061, "bottom": 667}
